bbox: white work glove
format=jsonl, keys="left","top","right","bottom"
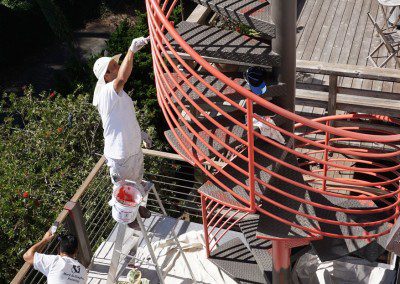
{"left": 129, "top": 36, "right": 150, "bottom": 53}
{"left": 141, "top": 131, "right": 153, "bottom": 149}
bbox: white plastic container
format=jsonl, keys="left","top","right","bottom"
{"left": 108, "top": 181, "right": 143, "bottom": 224}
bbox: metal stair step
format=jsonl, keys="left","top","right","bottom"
{"left": 239, "top": 216, "right": 272, "bottom": 283}
{"left": 198, "top": 138, "right": 289, "bottom": 209}
{"left": 209, "top": 237, "right": 269, "bottom": 284}
{"left": 164, "top": 110, "right": 249, "bottom": 164}
{"left": 169, "top": 21, "right": 280, "bottom": 67}
{"left": 191, "top": 0, "right": 275, "bottom": 38}
{"left": 162, "top": 72, "right": 246, "bottom": 104}
{"left": 310, "top": 197, "right": 391, "bottom": 262}
{"left": 256, "top": 153, "right": 392, "bottom": 242}
{"left": 162, "top": 72, "right": 288, "bottom": 104}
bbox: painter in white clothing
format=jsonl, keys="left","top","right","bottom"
{"left": 92, "top": 36, "right": 152, "bottom": 185}
{"left": 23, "top": 233, "right": 87, "bottom": 284}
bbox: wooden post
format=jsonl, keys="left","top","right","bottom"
{"left": 328, "top": 74, "right": 338, "bottom": 116}
{"left": 64, "top": 201, "right": 92, "bottom": 267}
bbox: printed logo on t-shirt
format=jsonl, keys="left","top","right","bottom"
{"left": 71, "top": 265, "right": 81, "bottom": 274}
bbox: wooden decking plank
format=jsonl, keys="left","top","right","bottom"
{"left": 327, "top": 0, "right": 356, "bottom": 65}
{"left": 296, "top": 0, "right": 318, "bottom": 46}
{"left": 352, "top": 0, "right": 379, "bottom": 89}
{"left": 320, "top": 0, "right": 356, "bottom": 87}
{"left": 311, "top": 0, "right": 348, "bottom": 85}
{"left": 341, "top": 0, "right": 371, "bottom": 88}
{"left": 301, "top": 0, "right": 332, "bottom": 61}
{"left": 310, "top": 0, "right": 340, "bottom": 62}
{"left": 297, "top": 0, "right": 325, "bottom": 61}
{"left": 371, "top": 3, "right": 390, "bottom": 92}
{"left": 302, "top": 0, "right": 337, "bottom": 85}
{"left": 296, "top": 0, "right": 319, "bottom": 85}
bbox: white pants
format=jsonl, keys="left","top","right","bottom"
{"left": 106, "top": 149, "right": 144, "bottom": 185}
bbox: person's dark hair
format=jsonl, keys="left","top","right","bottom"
{"left": 59, "top": 234, "right": 78, "bottom": 256}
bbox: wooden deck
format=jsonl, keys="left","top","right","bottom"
{"left": 296, "top": 0, "right": 400, "bottom": 93}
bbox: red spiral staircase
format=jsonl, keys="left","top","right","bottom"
{"left": 146, "top": 0, "right": 400, "bottom": 283}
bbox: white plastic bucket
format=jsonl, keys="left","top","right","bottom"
{"left": 109, "top": 181, "right": 143, "bottom": 224}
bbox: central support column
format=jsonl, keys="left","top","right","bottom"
{"left": 272, "top": 240, "right": 291, "bottom": 284}
{"left": 270, "top": 2, "right": 297, "bottom": 283}
{"left": 271, "top": 0, "right": 297, "bottom": 134}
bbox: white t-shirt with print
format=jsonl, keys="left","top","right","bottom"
{"left": 33, "top": 253, "right": 87, "bottom": 284}
{"left": 97, "top": 81, "right": 142, "bottom": 159}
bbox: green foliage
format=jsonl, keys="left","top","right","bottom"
{"left": 0, "top": 87, "right": 103, "bottom": 282}
{"left": 0, "top": 0, "right": 34, "bottom": 10}
{"left": 0, "top": 6, "right": 183, "bottom": 282}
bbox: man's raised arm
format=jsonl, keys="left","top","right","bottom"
{"left": 113, "top": 36, "right": 149, "bottom": 93}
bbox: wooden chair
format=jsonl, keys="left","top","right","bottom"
{"left": 367, "top": 12, "right": 400, "bottom": 67}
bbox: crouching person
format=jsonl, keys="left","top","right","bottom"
{"left": 23, "top": 232, "right": 87, "bottom": 283}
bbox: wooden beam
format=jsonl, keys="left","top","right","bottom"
{"left": 296, "top": 89, "right": 400, "bottom": 116}
{"left": 64, "top": 201, "right": 92, "bottom": 267}
{"left": 297, "top": 60, "right": 400, "bottom": 82}
{"left": 327, "top": 74, "right": 338, "bottom": 116}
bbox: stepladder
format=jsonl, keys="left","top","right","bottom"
{"left": 106, "top": 180, "right": 197, "bottom": 284}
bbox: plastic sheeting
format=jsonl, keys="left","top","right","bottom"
{"left": 135, "top": 231, "right": 236, "bottom": 284}
{"left": 292, "top": 250, "right": 397, "bottom": 284}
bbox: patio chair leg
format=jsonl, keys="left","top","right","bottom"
{"left": 379, "top": 52, "right": 396, "bottom": 67}
{"left": 371, "top": 42, "right": 385, "bottom": 56}
{"left": 367, "top": 55, "right": 379, "bottom": 67}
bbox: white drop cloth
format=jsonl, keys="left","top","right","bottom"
{"left": 292, "top": 251, "right": 396, "bottom": 284}
{"left": 378, "top": 0, "right": 400, "bottom": 6}
{"left": 135, "top": 231, "right": 236, "bottom": 284}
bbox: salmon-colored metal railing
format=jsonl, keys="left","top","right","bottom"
{"left": 146, "top": 0, "right": 400, "bottom": 240}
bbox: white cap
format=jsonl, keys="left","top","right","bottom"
{"left": 92, "top": 54, "right": 122, "bottom": 106}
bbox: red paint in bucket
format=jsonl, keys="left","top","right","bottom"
{"left": 115, "top": 185, "right": 142, "bottom": 206}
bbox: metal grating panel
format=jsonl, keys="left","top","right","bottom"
{"left": 169, "top": 21, "right": 280, "bottom": 67}
{"left": 191, "top": 0, "right": 276, "bottom": 38}
{"left": 209, "top": 237, "right": 269, "bottom": 284}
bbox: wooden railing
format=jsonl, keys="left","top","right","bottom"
{"left": 11, "top": 157, "right": 106, "bottom": 284}
{"left": 296, "top": 60, "right": 400, "bottom": 117}
{"left": 11, "top": 150, "right": 201, "bottom": 284}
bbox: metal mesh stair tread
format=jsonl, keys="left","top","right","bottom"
{"left": 209, "top": 237, "right": 271, "bottom": 284}
{"left": 169, "top": 21, "right": 280, "bottom": 67}
{"left": 256, "top": 153, "right": 393, "bottom": 240}
{"left": 238, "top": 216, "right": 273, "bottom": 283}
{"left": 190, "top": 0, "right": 275, "bottom": 38}
{"left": 162, "top": 72, "right": 246, "bottom": 103}
{"left": 162, "top": 72, "right": 288, "bottom": 104}
{"left": 197, "top": 138, "right": 290, "bottom": 208}
{"left": 164, "top": 109, "right": 250, "bottom": 164}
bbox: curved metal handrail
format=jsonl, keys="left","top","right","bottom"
{"left": 148, "top": 0, "right": 400, "bottom": 143}
{"left": 146, "top": 0, "right": 400, "bottom": 240}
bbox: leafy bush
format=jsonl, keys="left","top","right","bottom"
{"left": 0, "top": 87, "right": 103, "bottom": 282}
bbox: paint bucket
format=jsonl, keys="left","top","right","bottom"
{"left": 109, "top": 181, "right": 143, "bottom": 224}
